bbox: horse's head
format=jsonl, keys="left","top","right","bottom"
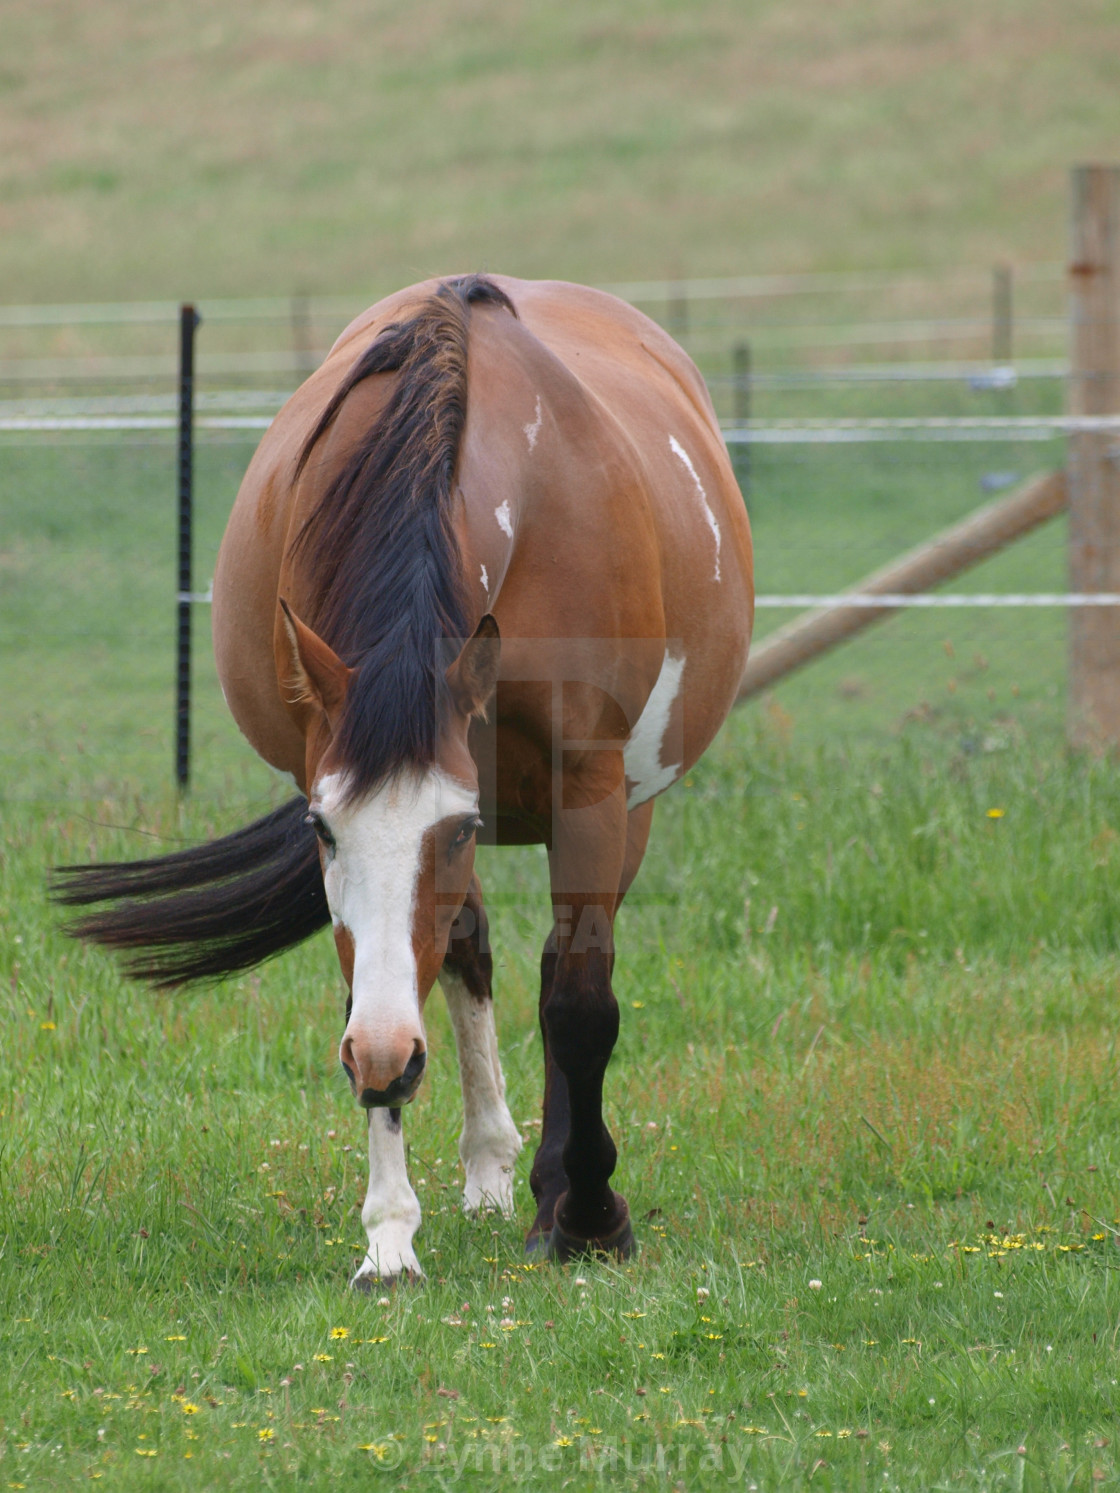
{"left": 277, "top": 602, "right": 500, "bottom": 1108}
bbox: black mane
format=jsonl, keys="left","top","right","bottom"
{"left": 294, "top": 274, "right": 517, "bottom": 800}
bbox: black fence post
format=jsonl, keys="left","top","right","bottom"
{"left": 176, "top": 303, "right": 200, "bottom": 790}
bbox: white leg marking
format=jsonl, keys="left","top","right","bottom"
{"left": 494, "top": 500, "right": 514, "bottom": 539}
{"left": 352, "top": 1108, "right": 423, "bottom": 1283}
{"left": 439, "top": 971, "right": 522, "bottom": 1216}
{"left": 624, "top": 649, "right": 686, "bottom": 810}
{"left": 669, "top": 434, "right": 721, "bottom": 581}
{"left": 523, "top": 394, "right": 543, "bottom": 451}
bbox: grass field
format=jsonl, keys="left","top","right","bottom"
{"left": 2, "top": 0, "right": 1120, "bottom": 303}
{"left": 4, "top": 420, "right": 1120, "bottom": 1490}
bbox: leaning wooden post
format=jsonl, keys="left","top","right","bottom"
{"left": 735, "top": 470, "right": 1067, "bottom": 704}
{"left": 1068, "top": 165, "right": 1120, "bottom": 746}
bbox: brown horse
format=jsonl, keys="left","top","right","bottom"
{"left": 55, "top": 274, "right": 753, "bottom": 1283}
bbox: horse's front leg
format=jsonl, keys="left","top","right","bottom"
{"left": 351, "top": 1107, "right": 423, "bottom": 1289}
{"left": 541, "top": 786, "right": 635, "bottom": 1260}
{"left": 528, "top": 801, "right": 653, "bottom": 1250}
{"left": 439, "top": 876, "right": 522, "bottom": 1215}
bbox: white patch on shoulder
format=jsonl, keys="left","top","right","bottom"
{"left": 494, "top": 500, "right": 514, "bottom": 539}
{"left": 523, "top": 395, "right": 543, "bottom": 451}
{"left": 479, "top": 563, "right": 489, "bottom": 597}
{"left": 669, "top": 434, "right": 721, "bottom": 582}
{"left": 623, "top": 650, "right": 686, "bottom": 809}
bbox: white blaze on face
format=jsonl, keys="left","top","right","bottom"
{"left": 312, "top": 767, "right": 479, "bottom": 1060}
{"left": 624, "top": 649, "right": 686, "bottom": 809}
{"left": 669, "top": 434, "right": 721, "bottom": 582}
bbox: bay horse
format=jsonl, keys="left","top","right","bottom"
{"left": 54, "top": 275, "right": 753, "bottom": 1284}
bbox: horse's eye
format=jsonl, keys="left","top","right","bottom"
{"left": 305, "top": 811, "right": 335, "bottom": 852}
{"left": 450, "top": 816, "right": 482, "bottom": 855}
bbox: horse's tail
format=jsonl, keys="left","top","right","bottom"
{"left": 50, "top": 797, "right": 329, "bottom": 988}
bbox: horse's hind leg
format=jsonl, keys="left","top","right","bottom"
{"left": 439, "top": 876, "right": 522, "bottom": 1216}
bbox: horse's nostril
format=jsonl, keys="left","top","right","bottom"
{"left": 402, "top": 1047, "right": 427, "bottom": 1089}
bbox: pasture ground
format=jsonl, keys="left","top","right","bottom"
{"left": 3, "top": 426, "right": 1120, "bottom": 1491}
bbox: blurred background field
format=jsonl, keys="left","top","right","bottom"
{"left": 2, "top": 0, "right": 1118, "bottom": 301}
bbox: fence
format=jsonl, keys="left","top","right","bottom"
{"left": 2, "top": 165, "right": 1117, "bottom": 792}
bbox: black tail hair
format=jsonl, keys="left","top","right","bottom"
{"left": 50, "top": 798, "right": 329, "bottom": 988}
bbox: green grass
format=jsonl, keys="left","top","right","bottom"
{"left": 1, "top": 0, "right": 1119, "bottom": 303}
{"left": 5, "top": 433, "right": 1120, "bottom": 1490}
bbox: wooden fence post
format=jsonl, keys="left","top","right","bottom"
{"left": 1068, "top": 164, "right": 1120, "bottom": 746}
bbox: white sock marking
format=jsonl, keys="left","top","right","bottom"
{"left": 353, "top": 1109, "right": 423, "bottom": 1282}
{"left": 439, "top": 971, "right": 522, "bottom": 1216}
{"left": 624, "top": 649, "right": 686, "bottom": 809}
{"left": 669, "top": 434, "right": 721, "bottom": 581}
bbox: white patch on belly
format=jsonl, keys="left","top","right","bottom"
{"left": 479, "top": 563, "right": 489, "bottom": 598}
{"left": 669, "top": 434, "right": 721, "bottom": 582}
{"left": 623, "top": 650, "right": 686, "bottom": 810}
{"left": 523, "top": 395, "right": 543, "bottom": 451}
{"left": 494, "top": 500, "right": 513, "bottom": 539}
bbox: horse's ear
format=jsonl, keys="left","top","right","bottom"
{"left": 277, "top": 598, "right": 354, "bottom": 729}
{"left": 446, "top": 614, "right": 501, "bottom": 721}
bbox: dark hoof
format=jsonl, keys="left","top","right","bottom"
{"left": 547, "top": 1195, "right": 636, "bottom": 1263}
{"left": 525, "top": 1199, "right": 565, "bottom": 1256}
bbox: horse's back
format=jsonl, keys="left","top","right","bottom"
{"left": 213, "top": 275, "right": 752, "bottom": 789}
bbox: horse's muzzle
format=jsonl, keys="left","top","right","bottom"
{"left": 358, "top": 1048, "right": 427, "bottom": 1109}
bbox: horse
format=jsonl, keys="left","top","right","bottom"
{"left": 53, "top": 274, "right": 753, "bottom": 1285}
